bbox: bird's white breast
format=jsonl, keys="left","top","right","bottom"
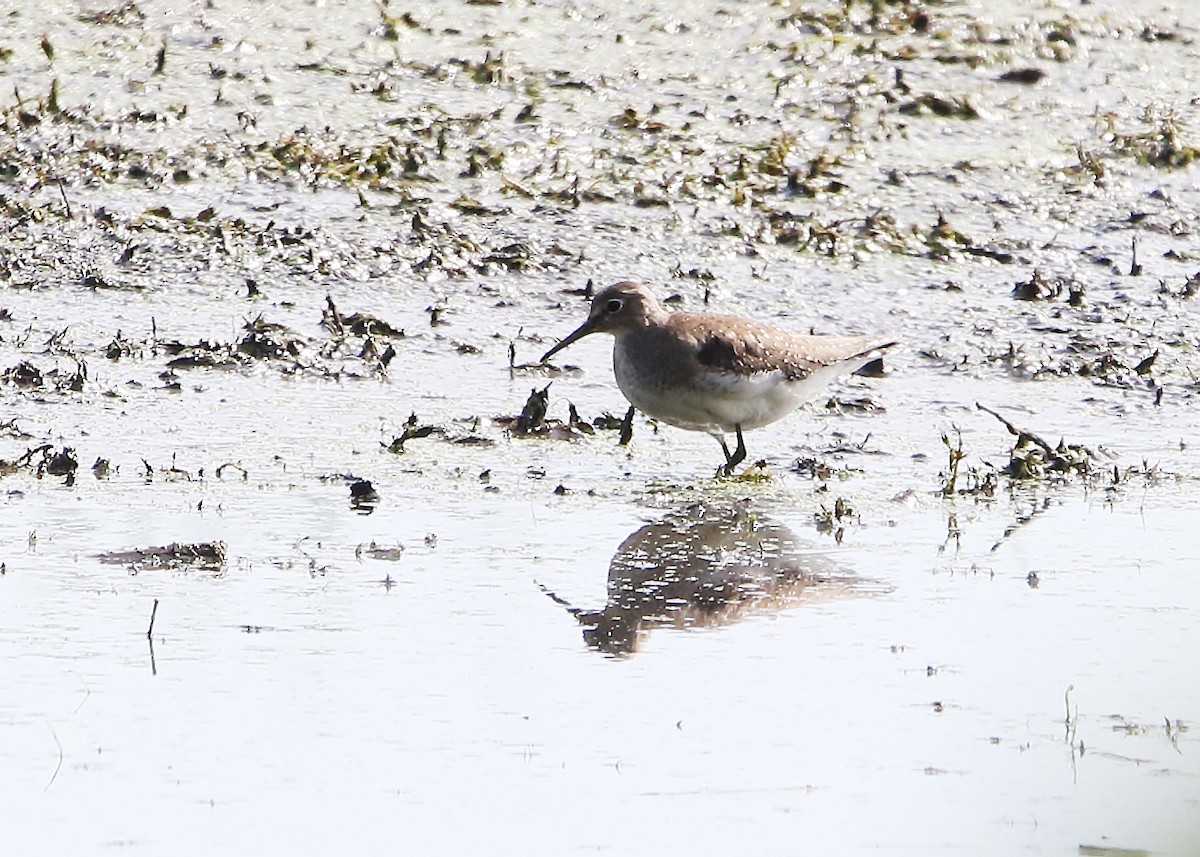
{"left": 614, "top": 342, "right": 821, "bottom": 434}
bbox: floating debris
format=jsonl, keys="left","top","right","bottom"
{"left": 385, "top": 413, "right": 446, "bottom": 453}
{"left": 495, "top": 385, "right": 597, "bottom": 441}
{"left": 349, "top": 479, "right": 379, "bottom": 513}
{"left": 1, "top": 444, "right": 78, "bottom": 482}
{"left": 3, "top": 361, "right": 44, "bottom": 388}
{"left": 516, "top": 384, "right": 550, "bottom": 433}
{"left": 1012, "top": 270, "right": 1071, "bottom": 301}
{"left": 976, "top": 403, "right": 1096, "bottom": 480}
{"left": 97, "top": 541, "right": 227, "bottom": 572}
{"left": 998, "top": 68, "right": 1046, "bottom": 85}
{"left": 38, "top": 447, "right": 78, "bottom": 480}
{"left": 898, "top": 93, "right": 980, "bottom": 120}
{"left": 356, "top": 542, "right": 405, "bottom": 562}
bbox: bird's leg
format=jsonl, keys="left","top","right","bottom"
{"left": 717, "top": 426, "right": 748, "bottom": 477}
{"left": 618, "top": 405, "right": 635, "bottom": 447}
{"left": 728, "top": 424, "right": 747, "bottom": 471}
{"left": 716, "top": 435, "right": 734, "bottom": 477}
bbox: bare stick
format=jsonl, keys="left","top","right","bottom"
{"left": 146, "top": 598, "right": 159, "bottom": 639}
{"left": 72, "top": 676, "right": 92, "bottom": 714}
{"left": 976, "top": 402, "right": 1055, "bottom": 456}
{"left": 56, "top": 179, "right": 72, "bottom": 219}
{"left": 214, "top": 462, "right": 248, "bottom": 480}
{"left": 44, "top": 723, "right": 63, "bottom": 792}
{"left": 1064, "top": 684, "right": 1078, "bottom": 744}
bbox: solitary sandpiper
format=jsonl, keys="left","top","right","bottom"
{"left": 540, "top": 281, "right": 896, "bottom": 474}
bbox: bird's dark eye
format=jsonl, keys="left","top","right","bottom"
{"left": 606, "top": 299, "right": 623, "bottom": 313}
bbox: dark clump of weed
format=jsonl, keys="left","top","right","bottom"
{"left": 494, "top": 385, "right": 609, "bottom": 442}
{"left": 976, "top": 403, "right": 1094, "bottom": 480}
{"left": 384, "top": 413, "right": 446, "bottom": 453}
{"left": 939, "top": 404, "right": 1108, "bottom": 501}
{"left": 97, "top": 541, "right": 227, "bottom": 573}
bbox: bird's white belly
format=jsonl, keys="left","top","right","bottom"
{"left": 614, "top": 346, "right": 817, "bottom": 434}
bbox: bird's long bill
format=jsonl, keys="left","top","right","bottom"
{"left": 540, "top": 318, "right": 598, "bottom": 363}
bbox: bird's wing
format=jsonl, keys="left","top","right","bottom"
{"left": 673, "top": 313, "right": 894, "bottom": 381}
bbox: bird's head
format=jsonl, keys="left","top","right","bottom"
{"left": 541, "top": 282, "right": 662, "bottom": 362}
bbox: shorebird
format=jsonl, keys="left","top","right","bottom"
{"left": 540, "top": 281, "right": 896, "bottom": 474}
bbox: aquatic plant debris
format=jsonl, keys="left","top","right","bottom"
{"left": 976, "top": 403, "right": 1095, "bottom": 479}
{"left": 97, "top": 542, "right": 227, "bottom": 572}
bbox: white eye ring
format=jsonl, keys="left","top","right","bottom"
{"left": 605, "top": 299, "right": 623, "bottom": 313}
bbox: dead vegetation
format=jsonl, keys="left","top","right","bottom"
{"left": 0, "top": 0, "right": 1194, "bottom": 527}
{"left": 97, "top": 541, "right": 227, "bottom": 573}
{"left": 940, "top": 403, "right": 1166, "bottom": 502}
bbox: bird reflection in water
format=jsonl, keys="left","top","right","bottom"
{"left": 542, "top": 500, "right": 859, "bottom": 656}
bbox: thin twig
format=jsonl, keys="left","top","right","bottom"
{"left": 72, "top": 676, "right": 91, "bottom": 714}
{"left": 1064, "top": 684, "right": 1077, "bottom": 741}
{"left": 146, "top": 598, "right": 159, "bottom": 639}
{"left": 214, "top": 462, "right": 248, "bottom": 480}
{"left": 44, "top": 723, "right": 63, "bottom": 792}
{"left": 56, "top": 179, "right": 71, "bottom": 219}
{"left": 976, "top": 402, "right": 1055, "bottom": 456}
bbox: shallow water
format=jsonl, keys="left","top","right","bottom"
{"left": 2, "top": 0, "right": 1200, "bottom": 854}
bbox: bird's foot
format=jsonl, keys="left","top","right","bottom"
{"left": 716, "top": 459, "right": 772, "bottom": 481}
